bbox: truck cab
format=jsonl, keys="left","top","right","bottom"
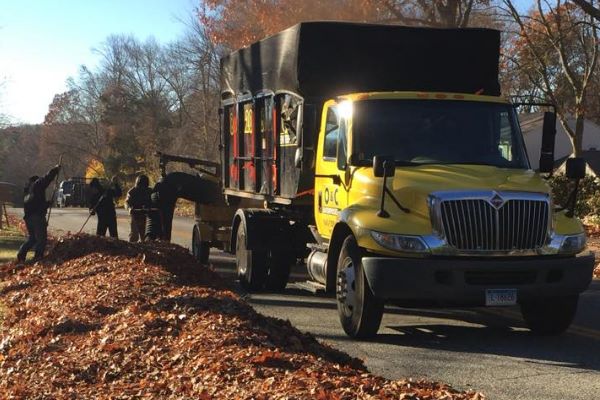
{"left": 312, "top": 92, "right": 594, "bottom": 337}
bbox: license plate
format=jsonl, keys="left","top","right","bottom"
{"left": 485, "top": 289, "right": 517, "bottom": 306}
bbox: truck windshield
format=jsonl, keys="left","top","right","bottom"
{"left": 352, "top": 99, "right": 529, "bottom": 169}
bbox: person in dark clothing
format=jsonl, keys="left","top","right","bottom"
{"left": 125, "top": 174, "right": 152, "bottom": 242}
{"left": 17, "top": 165, "right": 61, "bottom": 262}
{"left": 88, "top": 177, "right": 122, "bottom": 238}
{"left": 145, "top": 183, "right": 164, "bottom": 241}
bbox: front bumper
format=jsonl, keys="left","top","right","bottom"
{"left": 361, "top": 252, "right": 595, "bottom": 304}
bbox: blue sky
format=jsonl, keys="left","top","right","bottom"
{"left": 0, "top": 0, "right": 197, "bottom": 124}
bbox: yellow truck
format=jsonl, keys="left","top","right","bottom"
{"left": 193, "top": 22, "right": 595, "bottom": 338}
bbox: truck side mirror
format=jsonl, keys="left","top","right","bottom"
{"left": 373, "top": 155, "right": 395, "bottom": 178}
{"left": 539, "top": 111, "right": 556, "bottom": 173}
{"left": 566, "top": 157, "right": 586, "bottom": 180}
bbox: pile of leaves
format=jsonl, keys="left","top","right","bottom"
{"left": 0, "top": 235, "right": 483, "bottom": 399}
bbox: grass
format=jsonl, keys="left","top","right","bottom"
{"left": 0, "top": 224, "right": 24, "bottom": 264}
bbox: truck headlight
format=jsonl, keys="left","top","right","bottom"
{"left": 370, "top": 231, "right": 429, "bottom": 253}
{"left": 559, "top": 233, "right": 586, "bottom": 254}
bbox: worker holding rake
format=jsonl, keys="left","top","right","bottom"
{"left": 16, "top": 164, "right": 61, "bottom": 263}
{"left": 88, "top": 177, "right": 122, "bottom": 238}
{"left": 125, "top": 174, "right": 152, "bottom": 242}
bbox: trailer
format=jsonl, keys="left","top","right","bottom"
{"left": 185, "top": 22, "right": 594, "bottom": 338}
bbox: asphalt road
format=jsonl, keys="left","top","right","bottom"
{"left": 10, "top": 207, "right": 600, "bottom": 399}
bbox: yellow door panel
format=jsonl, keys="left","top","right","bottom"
{"left": 314, "top": 101, "right": 349, "bottom": 239}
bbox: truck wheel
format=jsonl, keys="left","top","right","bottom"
{"left": 336, "top": 235, "right": 384, "bottom": 338}
{"left": 265, "top": 251, "right": 293, "bottom": 292}
{"left": 235, "top": 220, "right": 267, "bottom": 291}
{"left": 520, "top": 295, "right": 579, "bottom": 335}
{"left": 192, "top": 226, "right": 210, "bottom": 264}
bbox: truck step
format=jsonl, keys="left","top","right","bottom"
{"left": 290, "top": 280, "right": 326, "bottom": 294}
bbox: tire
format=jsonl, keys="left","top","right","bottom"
{"left": 520, "top": 295, "right": 579, "bottom": 336}
{"left": 235, "top": 220, "right": 267, "bottom": 291}
{"left": 192, "top": 226, "right": 210, "bottom": 264}
{"left": 265, "top": 250, "right": 293, "bottom": 292}
{"left": 336, "top": 235, "right": 384, "bottom": 338}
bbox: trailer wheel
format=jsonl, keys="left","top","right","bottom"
{"left": 265, "top": 251, "right": 293, "bottom": 291}
{"left": 336, "top": 235, "right": 384, "bottom": 338}
{"left": 192, "top": 225, "right": 210, "bottom": 264}
{"left": 520, "top": 295, "right": 579, "bottom": 335}
{"left": 235, "top": 220, "right": 267, "bottom": 291}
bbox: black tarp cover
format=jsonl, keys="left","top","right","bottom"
{"left": 220, "top": 22, "right": 501, "bottom": 99}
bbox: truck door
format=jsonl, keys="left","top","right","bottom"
{"left": 314, "top": 102, "right": 349, "bottom": 239}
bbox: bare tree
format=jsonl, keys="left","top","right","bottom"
{"left": 0, "top": 80, "right": 10, "bottom": 129}
{"left": 165, "top": 16, "right": 221, "bottom": 161}
{"left": 502, "top": 0, "right": 599, "bottom": 156}
{"left": 572, "top": 0, "right": 600, "bottom": 21}
{"left": 380, "top": 0, "right": 490, "bottom": 27}
{"left": 41, "top": 66, "right": 109, "bottom": 178}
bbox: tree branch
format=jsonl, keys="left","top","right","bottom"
{"left": 572, "top": 0, "right": 600, "bottom": 21}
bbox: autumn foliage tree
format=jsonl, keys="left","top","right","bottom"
{"left": 199, "top": 0, "right": 492, "bottom": 49}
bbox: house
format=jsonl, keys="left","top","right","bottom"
{"left": 520, "top": 113, "right": 600, "bottom": 175}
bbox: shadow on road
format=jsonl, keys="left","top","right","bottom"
{"left": 378, "top": 322, "right": 600, "bottom": 371}
{"left": 313, "top": 305, "right": 600, "bottom": 373}
{"left": 210, "top": 250, "right": 600, "bottom": 374}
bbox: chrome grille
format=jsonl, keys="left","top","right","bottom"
{"left": 436, "top": 193, "right": 549, "bottom": 252}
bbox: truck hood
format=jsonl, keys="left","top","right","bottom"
{"left": 353, "top": 164, "right": 549, "bottom": 219}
